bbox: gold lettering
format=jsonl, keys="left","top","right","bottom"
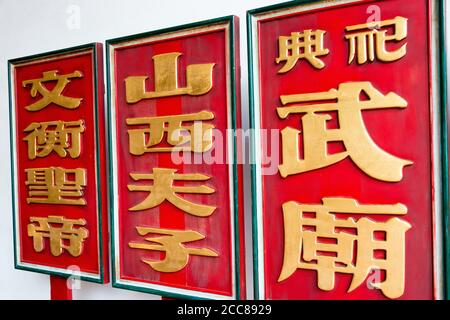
{"left": 129, "top": 227, "right": 218, "bottom": 273}
{"left": 277, "top": 82, "right": 412, "bottom": 181}
{"left": 127, "top": 111, "right": 214, "bottom": 155}
{"left": 25, "top": 167, "right": 87, "bottom": 205}
{"left": 28, "top": 215, "right": 88, "bottom": 257}
{"left": 128, "top": 168, "right": 216, "bottom": 217}
{"left": 345, "top": 16, "right": 407, "bottom": 64}
{"left": 276, "top": 29, "right": 329, "bottom": 73}
{"left": 22, "top": 70, "right": 83, "bottom": 111}
{"left": 125, "top": 52, "right": 215, "bottom": 103}
{"left": 279, "top": 197, "right": 411, "bottom": 299}
{"left": 23, "top": 120, "right": 85, "bottom": 159}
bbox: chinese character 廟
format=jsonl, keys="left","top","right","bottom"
{"left": 278, "top": 197, "right": 411, "bottom": 299}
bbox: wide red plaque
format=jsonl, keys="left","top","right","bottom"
{"left": 9, "top": 43, "right": 109, "bottom": 282}
{"left": 248, "top": 0, "right": 446, "bottom": 300}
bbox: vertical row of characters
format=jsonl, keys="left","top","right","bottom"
{"left": 9, "top": 44, "right": 109, "bottom": 282}
{"left": 106, "top": 16, "right": 246, "bottom": 299}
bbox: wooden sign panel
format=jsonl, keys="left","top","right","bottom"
{"left": 106, "top": 16, "right": 246, "bottom": 299}
{"left": 9, "top": 43, "right": 109, "bottom": 282}
{"left": 248, "top": 0, "right": 446, "bottom": 299}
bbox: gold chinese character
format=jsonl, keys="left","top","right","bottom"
{"left": 22, "top": 70, "right": 83, "bottom": 111}
{"left": 26, "top": 167, "right": 86, "bottom": 205}
{"left": 276, "top": 30, "right": 329, "bottom": 73}
{"left": 128, "top": 168, "right": 216, "bottom": 216}
{"left": 345, "top": 16, "right": 407, "bottom": 64}
{"left": 279, "top": 197, "right": 411, "bottom": 299}
{"left": 125, "top": 52, "right": 215, "bottom": 103}
{"left": 28, "top": 215, "right": 88, "bottom": 257}
{"left": 23, "top": 120, "right": 85, "bottom": 159}
{"left": 127, "top": 111, "right": 214, "bottom": 155}
{"left": 129, "top": 227, "right": 218, "bottom": 273}
{"left": 277, "top": 81, "right": 412, "bottom": 181}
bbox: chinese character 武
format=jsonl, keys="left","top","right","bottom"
{"left": 277, "top": 81, "right": 412, "bottom": 181}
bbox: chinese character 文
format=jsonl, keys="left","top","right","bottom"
{"left": 125, "top": 52, "right": 215, "bottom": 103}
{"left": 277, "top": 81, "right": 412, "bottom": 181}
{"left": 22, "top": 70, "right": 83, "bottom": 111}
{"left": 25, "top": 167, "right": 86, "bottom": 205}
{"left": 129, "top": 227, "right": 218, "bottom": 273}
{"left": 278, "top": 197, "right": 411, "bottom": 299}
{"left": 276, "top": 29, "right": 329, "bottom": 73}
{"left": 27, "top": 215, "right": 88, "bottom": 257}
{"left": 23, "top": 120, "right": 85, "bottom": 159}
{"left": 127, "top": 111, "right": 214, "bottom": 155}
{"left": 345, "top": 16, "right": 407, "bottom": 64}
{"left": 128, "top": 168, "right": 216, "bottom": 216}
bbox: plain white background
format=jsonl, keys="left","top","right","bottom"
{"left": 0, "top": 0, "right": 448, "bottom": 300}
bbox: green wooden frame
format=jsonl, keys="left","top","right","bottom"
{"left": 438, "top": 0, "right": 449, "bottom": 301}
{"left": 105, "top": 15, "right": 243, "bottom": 300}
{"left": 8, "top": 43, "right": 107, "bottom": 283}
{"left": 247, "top": 0, "right": 449, "bottom": 300}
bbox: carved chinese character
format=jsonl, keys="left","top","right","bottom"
{"left": 23, "top": 120, "right": 85, "bottom": 159}
{"left": 25, "top": 167, "right": 86, "bottom": 205}
{"left": 27, "top": 215, "right": 88, "bottom": 257}
{"left": 129, "top": 227, "right": 218, "bottom": 273}
{"left": 22, "top": 70, "right": 83, "bottom": 111}
{"left": 128, "top": 168, "right": 215, "bottom": 216}
{"left": 277, "top": 81, "right": 412, "bottom": 181}
{"left": 345, "top": 16, "right": 407, "bottom": 64}
{"left": 279, "top": 197, "right": 411, "bottom": 299}
{"left": 125, "top": 52, "right": 215, "bottom": 103}
{"left": 127, "top": 111, "right": 214, "bottom": 155}
{"left": 276, "top": 29, "right": 329, "bottom": 73}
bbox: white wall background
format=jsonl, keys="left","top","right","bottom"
{"left": 0, "top": 0, "right": 447, "bottom": 300}
{"left": 0, "top": 0, "right": 286, "bottom": 300}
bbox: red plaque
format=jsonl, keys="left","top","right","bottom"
{"left": 248, "top": 0, "right": 446, "bottom": 299}
{"left": 9, "top": 43, "right": 109, "bottom": 282}
{"left": 106, "top": 16, "right": 246, "bottom": 299}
